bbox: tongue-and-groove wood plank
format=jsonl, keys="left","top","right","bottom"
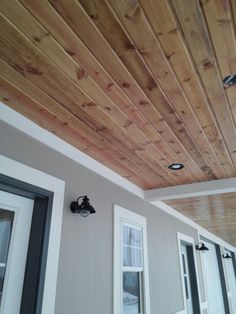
{"left": 0, "top": 0, "right": 236, "bottom": 191}
{"left": 166, "top": 192, "right": 236, "bottom": 246}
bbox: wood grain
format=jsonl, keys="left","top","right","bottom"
{"left": 166, "top": 192, "right": 236, "bottom": 246}
{"left": 0, "top": 0, "right": 235, "bottom": 195}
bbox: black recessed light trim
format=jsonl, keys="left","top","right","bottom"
{"left": 223, "top": 74, "right": 236, "bottom": 87}
{"left": 168, "top": 163, "right": 184, "bottom": 170}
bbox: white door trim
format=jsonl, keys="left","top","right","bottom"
{"left": 177, "top": 232, "right": 205, "bottom": 314}
{"left": 0, "top": 154, "right": 65, "bottom": 314}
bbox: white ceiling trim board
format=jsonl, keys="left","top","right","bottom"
{"left": 144, "top": 178, "right": 236, "bottom": 201}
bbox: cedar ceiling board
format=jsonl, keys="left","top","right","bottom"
{"left": 14, "top": 0, "right": 204, "bottom": 185}
{"left": 0, "top": 57, "right": 161, "bottom": 187}
{"left": 107, "top": 0, "right": 227, "bottom": 178}
{"left": 139, "top": 0, "right": 236, "bottom": 178}
{"left": 44, "top": 0, "right": 214, "bottom": 180}
{"left": 0, "top": 76, "right": 154, "bottom": 190}
{"left": 0, "top": 0, "right": 236, "bottom": 190}
{"left": 20, "top": 0, "right": 210, "bottom": 183}
{"left": 80, "top": 0, "right": 229, "bottom": 181}
{"left": 68, "top": 0, "right": 219, "bottom": 180}
{"left": 170, "top": 0, "right": 236, "bottom": 168}
{"left": 0, "top": 14, "right": 172, "bottom": 187}
{"left": 201, "top": 0, "right": 236, "bottom": 140}
{"left": 166, "top": 192, "right": 236, "bottom": 246}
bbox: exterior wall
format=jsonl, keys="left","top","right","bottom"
{"left": 0, "top": 121, "right": 206, "bottom": 314}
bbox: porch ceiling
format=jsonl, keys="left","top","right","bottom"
{"left": 1, "top": 0, "right": 236, "bottom": 247}
{"left": 0, "top": 0, "right": 236, "bottom": 191}
{"left": 166, "top": 192, "right": 236, "bottom": 246}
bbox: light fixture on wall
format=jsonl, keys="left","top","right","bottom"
{"left": 223, "top": 74, "right": 236, "bottom": 87}
{"left": 70, "top": 195, "right": 96, "bottom": 217}
{"left": 222, "top": 253, "right": 232, "bottom": 259}
{"left": 196, "top": 242, "right": 209, "bottom": 252}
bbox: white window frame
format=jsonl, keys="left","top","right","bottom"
{"left": 114, "top": 205, "right": 150, "bottom": 314}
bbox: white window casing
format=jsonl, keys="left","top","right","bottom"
{"left": 114, "top": 205, "right": 150, "bottom": 314}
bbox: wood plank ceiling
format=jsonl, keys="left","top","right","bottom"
{"left": 0, "top": 0, "right": 236, "bottom": 190}
{"left": 166, "top": 192, "right": 236, "bottom": 246}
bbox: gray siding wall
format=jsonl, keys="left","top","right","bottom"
{"left": 0, "top": 121, "right": 205, "bottom": 314}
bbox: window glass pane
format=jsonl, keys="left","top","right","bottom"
{"left": 123, "top": 272, "right": 141, "bottom": 314}
{"left": 0, "top": 210, "right": 14, "bottom": 263}
{"left": 123, "top": 225, "right": 142, "bottom": 267}
{"left": 123, "top": 246, "right": 131, "bottom": 267}
{"left": 182, "top": 254, "right": 186, "bottom": 275}
{"left": 123, "top": 226, "right": 130, "bottom": 246}
{"left": 131, "top": 228, "right": 141, "bottom": 248}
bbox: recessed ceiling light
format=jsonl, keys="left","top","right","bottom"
{"left": 168, "top": 163, "right": 184, "bottom": 170}
{"left": 223, "top": 74, "right": 236, "bottom": 87}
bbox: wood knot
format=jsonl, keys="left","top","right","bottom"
{"left": 201, "top": 58, "right": 214, "bottom": 69}
{"left": 122, "top": 82, "right": 131, "bottom": 88}
{"left": 139, "top": 100, "right": 149, "bottom": 106}
{"left": 82, "top": 102, "right": 96, "bottom": 108}
{"left": 90, "top": 13, "right": 98, "bottom": 20}
{"left": 77, "top": 68, "right": 87, "bottom": 80}
{"left": 107, "top": 82, "right": 114, "bottom": 91}
{"left": 33, "top": 35, "right": 41, "bottom": 42}
{"left": 147, "top": 79, "right": 157, "bottom": 91}
{"left": 26, "top": 64, "right": 42, "bottom": 75}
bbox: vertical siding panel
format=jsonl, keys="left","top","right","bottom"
{"left": 0, "top": 121, "right": 206, "bottom": 314}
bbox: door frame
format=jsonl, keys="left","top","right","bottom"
{"left": 0, "top": 154, "right": 65, "bottom": 314}
{"left": 199, "top": 236, "right": 230, "bottom": 314}
{"left": 177, "top": 232, "right": 201, "bottom": 314}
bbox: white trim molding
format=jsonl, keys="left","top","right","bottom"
{"left": 176, "top": 232, "right": 204, "bottom": 314}
{"left": 113, "top": 205, "right": 150, "bottom": 314}
{"left": 0, "top": 154, "right": 65, "bottom": 314}
{"left": 144, "top": 177, "right": 236, "bottom": 201}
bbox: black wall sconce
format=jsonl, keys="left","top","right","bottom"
{"left": 222, "top": 253, "right": 232, "bottom": 259}
{"left": 196, "top": 242, "right": 209, "bottom": 252}
{"left": 70, "top": 195, "right": 96, "bottom": 217}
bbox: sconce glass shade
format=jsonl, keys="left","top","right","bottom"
{"left": 70, "top": 195, "right": 96, "bottom": 217}
{"left": 196, "top": 242, "right": 209, "bottom": 252}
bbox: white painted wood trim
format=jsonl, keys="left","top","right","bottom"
{"left": 0, "top": 103, "right": 143, "bottom": 198}
{"left": 144, "top": 177, "right": 236, "bottom": 201}
{"left": 176, "top": 233, "right": 187, "bottom": 314}
{"left": 113, "top": 205, "right": 150, "bottom": 314}
{"left": 0, "top": 154, "right": 65, "bottom": 314}
{"left": 196, "top": 232, "right": 209, "bottom": 314}
{"left": 177, "top": 233, "right": 209, "bottom": 313}
{"left": 200, "top": 301, "right": 208, "bottom": 311}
